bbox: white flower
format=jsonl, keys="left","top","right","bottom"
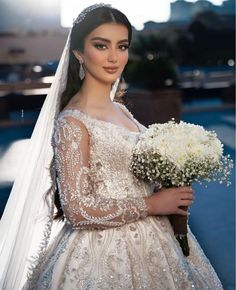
{"left": 130, "top": 119, "right": 233, "bottom": 187}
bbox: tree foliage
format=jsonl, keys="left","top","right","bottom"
{"left": 125, "top": 34, "right": 178, "bottom": 90}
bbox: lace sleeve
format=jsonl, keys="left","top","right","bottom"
{"left": 53, "top": 116, "right": 148, "bottom": 230}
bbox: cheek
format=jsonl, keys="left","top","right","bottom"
{"left": 119, "top": 51, "right": 128, "bottom": 66}
{"left": 85, "top": 49, "right": 105, "bottom": 66}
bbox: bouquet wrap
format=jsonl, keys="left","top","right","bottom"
{"left": 169, "top": 206, "right": 189, "bottom": 256}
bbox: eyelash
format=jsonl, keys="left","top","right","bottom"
{"left": 94, "top": 43, "right": 129, "bottom": 51}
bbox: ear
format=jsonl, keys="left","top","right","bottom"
{"left": 72, "top": 50, "right": 83, "bottom": 63}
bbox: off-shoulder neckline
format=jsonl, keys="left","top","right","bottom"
{"left": 60, "top": 102, "right": 141, "bottom": 134}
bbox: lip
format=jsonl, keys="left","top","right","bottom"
{"left": 103, "top": 66, "right": 119, "bottom": 74}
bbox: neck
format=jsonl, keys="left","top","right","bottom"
{"left": 75, "top": 76, "right": 114, "bottom": 109}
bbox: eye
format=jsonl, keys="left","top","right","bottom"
{"left": 94, "top": 43, "right": 107, "bottom": 50}
{"left": 119, "top": 44, "right": 129, "bottom": 51}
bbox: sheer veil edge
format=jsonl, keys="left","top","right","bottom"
{"left": 0, "top": 28, "right": 119, "bottom": 289}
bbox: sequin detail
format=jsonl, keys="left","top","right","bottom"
{"left": 52, "top": 114, "right": 148, "bottom": 230}
{"left": 23, "top": 103, "right": 223, "bottom": 290}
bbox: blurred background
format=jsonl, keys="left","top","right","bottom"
{"left": 0, "top": 0, "right": 235, "bottom": 288}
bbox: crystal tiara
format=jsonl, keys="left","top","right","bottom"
{"left": 73, "top": 3, "right": 112, "bottom": 26}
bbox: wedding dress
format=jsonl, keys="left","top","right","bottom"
{"left": 22, "top": 102, "right": 223, "bottom": 290}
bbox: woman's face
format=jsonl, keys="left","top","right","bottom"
{"left": 74, "top": 23, "right": 129, "bottom": 85}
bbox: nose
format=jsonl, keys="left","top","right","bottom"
{"left": 108, "top": 48, "right": 118, "bottom": 63}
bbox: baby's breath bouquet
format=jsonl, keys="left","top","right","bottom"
{"left": 130, "top": 119, "right": 233, "bottom": 256}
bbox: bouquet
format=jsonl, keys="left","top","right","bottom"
{"left": 129, "top": 119, "right": 233, "bottom": 256}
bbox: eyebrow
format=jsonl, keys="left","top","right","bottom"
{"left": 90, "top": 37, "right": 129, "bottom": 44}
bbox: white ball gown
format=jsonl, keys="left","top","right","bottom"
{"left": 23, "top": 102, "right": 223, "bottom": 290}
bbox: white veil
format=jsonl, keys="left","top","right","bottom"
{"left": 0, "top": 8, "right": 119, "bottom": 289}
{"left": 0, "top": 31, "right": 70, "bottom": 290}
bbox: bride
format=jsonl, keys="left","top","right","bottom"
{"left": 0, "top": 4, "right": 223, "bottom": 289}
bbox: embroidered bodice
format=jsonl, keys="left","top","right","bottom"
{"left": 52, "top": 102, "right": 150, "bottom": 230}
{"left": 24, "top": 102, "right": 223, "bottom": 290}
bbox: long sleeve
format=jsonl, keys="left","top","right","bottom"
{"left": 52, "top": 115, "right": 148, "bottom": 230}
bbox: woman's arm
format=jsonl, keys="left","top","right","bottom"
{"left": 53, "top": 115, "right": 148, "bottom": 230}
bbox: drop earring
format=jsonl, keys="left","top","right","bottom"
{"left": 79, "top": 62, "right": 85, "bottom": 80}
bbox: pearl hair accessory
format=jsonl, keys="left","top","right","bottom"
{"left": 73, "top": 3, "right": 112, "bottom": 26}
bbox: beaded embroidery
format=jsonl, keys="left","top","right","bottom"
{"left": 23, "top": 104, "right": 223, "bottom": 290}
{"left": 52, "top": 114, "right": 148, "bottom": 230}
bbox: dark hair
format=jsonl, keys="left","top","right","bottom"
{"left": 60, "top": 5, "right": 132, "bottom": 110}
{"left": 54, "top": 5, "right": 132, "bottom": 220}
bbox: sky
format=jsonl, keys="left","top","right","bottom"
{"left": 61, "top": 0, "right": 225, "bottom": 30}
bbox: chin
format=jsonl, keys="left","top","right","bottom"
{"left": 100, "top": 75, "right": 120, "bottom": 85}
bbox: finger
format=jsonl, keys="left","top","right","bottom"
{"left": 180, "top": 193, "right": 195, "bottom": 200}
{"left": 179, "top": 186, "right": 194, "bottom": 193}
{"left": 180, "top": 200, "right": 194, "bottom": 207}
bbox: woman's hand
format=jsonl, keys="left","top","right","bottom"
{"left": 144, "top": 186, "right": 195, "bottom": 216}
